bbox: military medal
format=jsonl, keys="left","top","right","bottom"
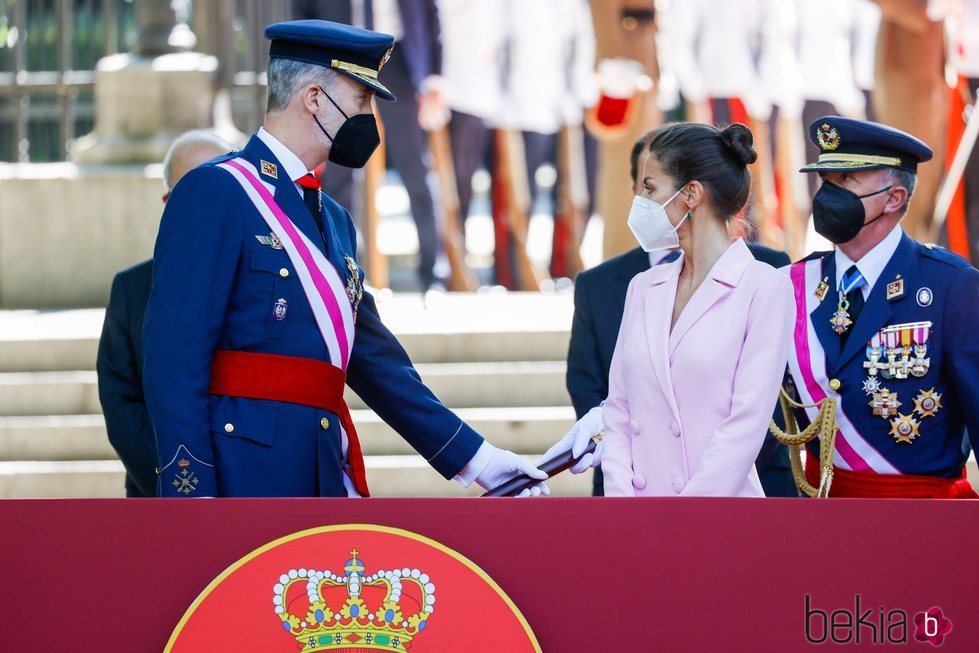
{"left": 830, "top": 267, "right": 865, "bottom": 335}
{"left": 879, "top": 329, "right": 900, "bottom": 380}
{"left": 889, "top": 413, "right": 920, "bottom": 444}
{"left": 830, "top": 297, "right": 853, "bottom": 335}
{"left": 273, "top": 298, "right": 288, "bottom": 321}
{"left": 909, "top": 323, "right": 931, "bottom": 377}
{"left": 862, "top": 377, "right": 881, "bottom": 395}
{"left": 869, "top": 388, "right": 901, "bottom": 418}
{"left": 815, "top": 277, "right": 829, "bottom": 302}
{"left": 344, "top": 256, "right": 363, "bottom": 321}
{"left": 913, "top": 388, "right": 942, "bottom": 418}
{"left": 863, "top": 333, "right": 883, "bottom": 377}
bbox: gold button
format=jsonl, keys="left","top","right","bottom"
{"left": 320, "top": 418, "right": 330, "bottom": 430}
{"left": 224, "top": 423, "right": 235, "bottom": 433}
{"left": 279, "top": 267, "right": 289, "bottom": 278}
{"left": 828, "top": 379, "right": 841, "bottom": 391}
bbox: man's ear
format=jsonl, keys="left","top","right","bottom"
{"left": 885, "top": 185, "right": 910, "bottom": 214}
{"left": 301, "top": 84, "right": 322, "bottom": 114}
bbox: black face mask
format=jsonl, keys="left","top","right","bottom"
{"left": 812, "top": 180, "right": 893, "bottom": 244}
{"left": 313, "top": 86, "right": 380, "bottom": 168}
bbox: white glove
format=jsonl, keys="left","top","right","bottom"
{"left": 537, "top": 405, "right": 604, "bottom": 474}
{"left": 474, "top": 445, "right": 550, "bottom": 496}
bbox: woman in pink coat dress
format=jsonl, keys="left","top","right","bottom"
{"left": 602, "top": 122, "right": 795, "bottom": 497}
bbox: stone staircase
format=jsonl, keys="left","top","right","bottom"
{"left": 0, "top": 292, "right": 591, "bottom": 498}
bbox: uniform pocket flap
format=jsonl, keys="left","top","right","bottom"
{"left": 209, "top": 395, "right": 278, "bottom": 446}
{"left": 250, "top": 250, "right": 293, "bottom": 277}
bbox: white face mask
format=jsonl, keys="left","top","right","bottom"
{"left": 627, "top": 188, "right": 687, "bottom": 252}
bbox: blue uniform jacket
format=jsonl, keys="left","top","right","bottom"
{"left": 142, "top": 134, "right": 482, "bottom": 497}
{"left": 798, "top": 233, "right": 979, "bottom": 477}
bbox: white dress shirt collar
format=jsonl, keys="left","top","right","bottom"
{"left": 257, "top": 127, "right": 312, "bottom": 192}
{"left": 834, "top": 225, "right": 903, "bottom": 298}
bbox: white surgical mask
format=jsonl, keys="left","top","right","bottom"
{"left": 627, "top": 188, "right": 687, "bottom": 252}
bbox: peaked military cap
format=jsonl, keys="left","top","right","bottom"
{"left": 265, "top": 19, "right": 397, "bottom": 101}
{"left": 800, "top": 116, "right": 933, "bottom": 174}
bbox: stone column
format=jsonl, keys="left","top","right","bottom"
{"left": 72, "top": 0, "right": 219, "bottom": 164}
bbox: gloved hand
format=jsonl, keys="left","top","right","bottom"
{"left": 537, "top": 405, "right": 604, "bottom": 474}
{"left": 474, "top": 445, "right": 550, "bottom": 497}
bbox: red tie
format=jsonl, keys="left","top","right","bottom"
{"left": 296, "top": 173, "right": 321, "bottom": 190}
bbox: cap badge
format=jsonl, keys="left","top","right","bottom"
{"left": 817, "top": 124, "right": 841, "bottom": 151}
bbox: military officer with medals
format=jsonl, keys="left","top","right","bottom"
{"left": 784, "top": 115, "right": 979, "bottom": 498}
{"left": 143, "top": 20, "right": 557, "bottom": 497}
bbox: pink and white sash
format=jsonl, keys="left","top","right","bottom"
{"left": 217, "top": 157, "right": 355, "bottom": 370}
{"left": 785, "top": 260, "right": 899, "bottom": 474}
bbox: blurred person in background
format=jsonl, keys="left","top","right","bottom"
{"left": 97, "top": 130, "right": 232, "bottom": 497}
{"left": 294, "top": 0, "right": 449, "bottom": 291}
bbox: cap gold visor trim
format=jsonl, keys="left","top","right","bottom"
{"left": 331, "top": 59, "right": 378, "bottom": 80}
{"left": 816, "top": 153, "right": 903, "bottom": 167}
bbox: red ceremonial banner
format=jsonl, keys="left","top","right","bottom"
{"left": 0, "top": 497, "right": 977, "bottom": 652}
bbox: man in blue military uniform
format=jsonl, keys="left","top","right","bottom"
{"left": 142, "top": 20, "right": 554, "bottom": 497}
{"left": 784, "top": 116, "right": 979, "bottom": 498}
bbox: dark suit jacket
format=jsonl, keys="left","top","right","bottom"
{"left": 96, "top": 259, "right": 157, "bottom": 497}
{"left": 567, "top": 244, "right": 798, "bottom": 497}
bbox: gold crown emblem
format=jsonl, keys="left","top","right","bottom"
{"left": 274, "top": 549, "right": 435, "bottom": 652}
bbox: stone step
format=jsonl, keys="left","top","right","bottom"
{"left": 0, "top": 457, "right": 593, "bottom": 498}
{"left": 0, "top": 293, "right": 574, "bottom": 372}
{"left": 0, "top": 330, "right": 571, "bottom": 372}
{"left": 0, "top": 407, "right": 576, "bottom": 461}
{"left": 0, "top": 362, "right": 571, "bottom": 416}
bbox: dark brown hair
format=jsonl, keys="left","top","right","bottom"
{"left": 636, "top": 122, "right": 757, "bottom": 218}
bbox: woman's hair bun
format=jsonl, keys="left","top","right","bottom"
{"left": 720, "top": 123, "right": 758, "bottom": 166}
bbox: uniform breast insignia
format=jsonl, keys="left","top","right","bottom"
{"left": 260, "top": 159, "right": 278, "bottom": 179}
{"left": 916, "top": 287, "right": 933, "bottom": 307}
{"left": 172, "top": 458, "right": 200, "bottom": 495}
{"left": 861, "top": 322, "right": 935, "bottom": 444}
{"left": 344, "top": 256, "right": 363, "bottom": 321}
{"left": 889, "top": 414, "right": 921, "bottom": 444}
{"left": 815, "top": 277, "right": 830, "bottom": 301}
{"left": 256, "top": 232, "right": 284, "bottom": 250}
{"left": 881, "top": 322, "right": 932, "bottom": 380}
{"left": 869, "top": 388, "right": 902, "bottom": 418}
{"left": 913, "top": 388, "right": 942, "bottom": 419}
{"left": 273, "top": 298, "right": 288, "bottom": 321}
{"left": 886, "top": 276, "right": 904, "bottom": 301}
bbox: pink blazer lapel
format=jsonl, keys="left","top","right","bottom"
{"left": 642, "top": 258, "right": 682, "bottom": 420}
{"left": 668, "top": 239, "right": 753, "bottom": 355}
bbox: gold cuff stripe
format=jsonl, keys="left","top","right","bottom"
{"left": 331, "top": 59, "right": 378, "bottom": 80}
{"left": 817, "top": 153, "right": 902, "bottom": 167}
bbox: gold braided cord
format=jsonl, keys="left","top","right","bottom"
{"left": 768, "top": 387, "right": 838, "bottom": 498}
